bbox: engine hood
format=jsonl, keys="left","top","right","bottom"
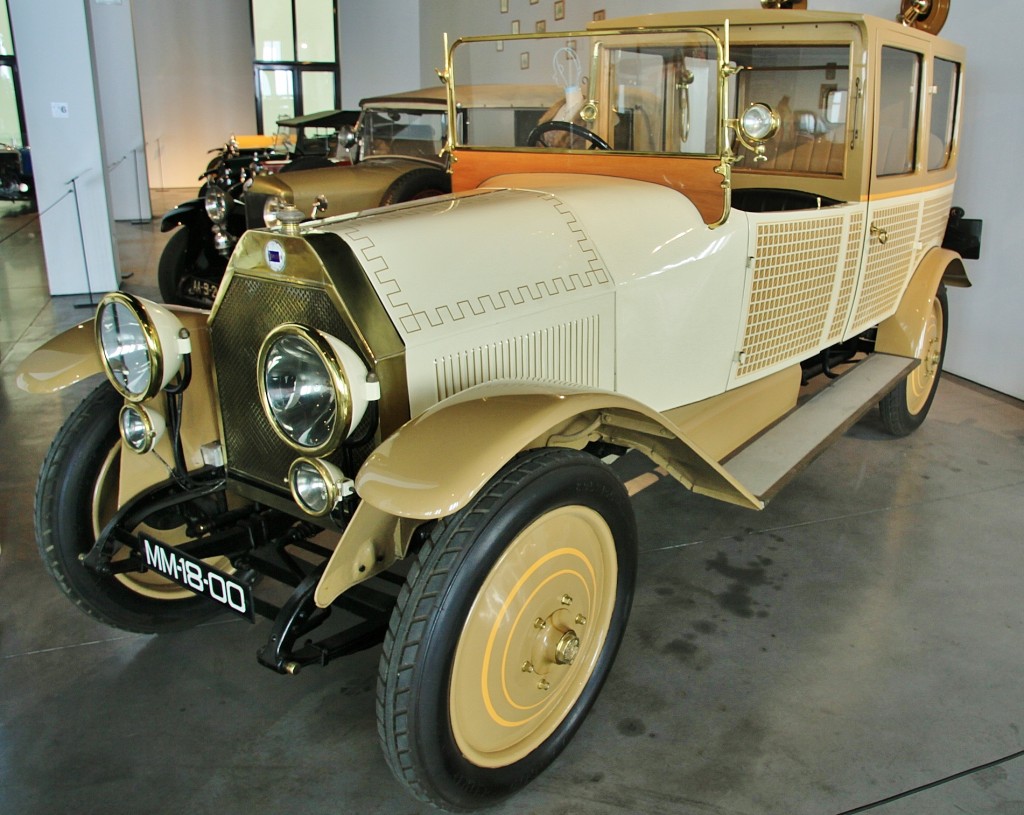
{"left": 312, "top": 175, "right": 732, "bottom": 414}
{"left": 249, "top": 156, "right": 443, "bottom": 218}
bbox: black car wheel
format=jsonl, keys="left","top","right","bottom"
{"left": 35, "top": 383, "right": 225, "bottom": 633}
{"left": 376, "top": 448, "right": 637, "bottom": 810}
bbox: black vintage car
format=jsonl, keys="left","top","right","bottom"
{"left": 158, "top": 109, "right": 358, "bottom": 307}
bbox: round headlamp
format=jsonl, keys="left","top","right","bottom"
{"left": 119, "top": 403, "right": 166, "bottom": 454}
{"left": 740, "top": 103, "right": 780, "bottom": 143}
{"left": 263, "top": 194, "right": 287, "bottom": 227}
{"left": 95, "top": 293, "right": 189, "bottom": 402}
{"left": 205, "top": 185, "right": 229, "bottom": 225}
{"left": 288, "top": 457, "right": 353, "bottom": 516}
{"left": 257, "top": 324, "right": 372, "bottom": 454}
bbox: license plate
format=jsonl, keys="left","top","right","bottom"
{"left": 140, "top": 535, "right": 254, "bottom": 621}
{"left": 183, "top": 276, "right": 218, "bottom": 301}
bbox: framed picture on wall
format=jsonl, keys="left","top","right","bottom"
{"left": 554, "top": 1, "right": 565, "bottom": 21}
{"left": 593, "top": 10, "right": 605, "bottom": 21}
{"left": 521, "top": 52, "right": 530, "bottom": 69}
{"left": 500, "top": 0, "right": 508, "bottom": 12}
{"left": 536, "top": 19, "right": 546, "bottom": 32}
{"left": 512, "top": 19, "right": 520, "bottom": 34}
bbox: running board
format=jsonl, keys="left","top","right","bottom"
{"left": 724, "top": 353, "right": 918, "bottom": 503}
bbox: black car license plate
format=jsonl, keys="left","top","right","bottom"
{"left": 183, "top": 276, "right": 218, "bottom": 301}
{"left": 140, "top": 535, "right": 254, "bottom": 621}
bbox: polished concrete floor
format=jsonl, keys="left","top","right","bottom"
{"left": 2, "top": 193, "right": 1024, "bottom": 815}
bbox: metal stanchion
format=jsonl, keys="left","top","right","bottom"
{"left": 69, "top": 172, "right": 98, "bottom": 310}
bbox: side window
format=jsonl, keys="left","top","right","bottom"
{"left": 877, "top": 47, "right": 921, "bottom": 176}
{"left": 928, "top": 57, "right": 959, "bottom": 171}
{"left": 730, "top": 44, "right": 852, "bottom": 176}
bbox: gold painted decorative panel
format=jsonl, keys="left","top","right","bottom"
{"left": 736, "top": 216, "right": 845, "bottom": 379}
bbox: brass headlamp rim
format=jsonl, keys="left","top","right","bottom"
{"left": 288, "top": 456, "right": 348, "bottom": 517}
{"left": 119, "top": 402, "right": 160, "bottom": 454}
{"left": 95, "top": 291, "right": 164, "bottom": 403}
{"left": 256, "top": 323, "right": 354, "bottom": 456}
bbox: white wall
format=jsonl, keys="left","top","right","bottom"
{"left": 938, "top": 4, "right": 1023, "bottom": 400}
{"left": 132, "top": 0, "right": 255, "bottom": 189}
{"left": 415, "top": 0, "right": 1021, "bottom": 399}
{"left": 339, "top": 0, "right": 421, "bottom": 105}
{"left": 88, "top": 0, "right": 151, "bottom": 221}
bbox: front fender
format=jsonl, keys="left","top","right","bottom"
{"left": 15, "top": 303, "right": 213, "bottom": 394}
{"left": 160, "top": 198, "right": 204, "bottom": 232}
{"left": 355, "top": 382, "right": 762, "bottom": 521}
{"left": 15, "top": 320, "right": 102, "bottom": 393}
{"left": 313, "top": 383, "right": 761, "bottom": 609}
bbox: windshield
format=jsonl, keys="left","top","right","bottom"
{"left": 360, "top": 109, "right": 447, "bottom": 159}
{"left": 272, "top": 124, "right": 341, "bottom": 157}
{"left": 450, "top": 29, "right": 722, "bottom": 155}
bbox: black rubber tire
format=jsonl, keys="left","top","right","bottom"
{"left": 35, "top": 382, "right": 218, "bottom": 633}
{"left": 879, "top": 286, "right": 948, "bottom": 436}
{"left": 377, "top": 167, "right": 450, "bottom": 207}
{"left": 376, "top": 448, "right": 637, "bottom": 810}
{"left": 280, "top": 156, "right": 334, "bottom": 173}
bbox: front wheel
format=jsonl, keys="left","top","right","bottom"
{"left": 376, "top": 448, "right": 637, "bottom": 810}
{"left": 878, "top": 285, "right": 948, "bottom": 436}
{"left": 35, "top": 383, "right": 222, "bottom": 633}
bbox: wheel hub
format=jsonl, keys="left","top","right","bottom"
{"left": 555, "top": 630, "right": 581, "bottom": 665}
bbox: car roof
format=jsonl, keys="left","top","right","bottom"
{"left": 360, "top": 84, "right": 561, "bottom": 111}
{"left": 587, "top": 8, "right": 948, "bottom": 44}
{"left": 275, "top": 109, "right": 360, "bottom": 129}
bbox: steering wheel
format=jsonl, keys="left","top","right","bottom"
{"left": 526, "top": 121, "right": 611, "bottom": 150}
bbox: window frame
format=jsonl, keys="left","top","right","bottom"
{"left": 250, "top": 0, "right": 340, "bottom": 134}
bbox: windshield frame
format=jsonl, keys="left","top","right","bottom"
{"left": 445, "top": 25, "right": 729, "bottom": 159}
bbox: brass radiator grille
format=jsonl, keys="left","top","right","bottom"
{"left": 211, "top": 275, "right": 362, "bottom": 489}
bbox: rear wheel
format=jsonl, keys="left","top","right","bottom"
{"left": 378, "top": 167, "right": 450, "bottom": 207}
{"left": 376, "top": 448, "right": 637, "bottom": 810}
{"left": 879, "top": 285, "right": 948, "bottom": 436}
{"left": 35, "top": 383, "right": 222, "bottom": 632}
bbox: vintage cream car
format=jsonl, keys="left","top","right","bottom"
{"left": 17, "top": 3, "right": 979, "bottom": 810}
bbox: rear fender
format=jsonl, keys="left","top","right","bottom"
{"left": 313, "top": 382, "right": 763, "bottom": 607}
{"left": 875, "top": 247, "right": 969, "bottom": 358}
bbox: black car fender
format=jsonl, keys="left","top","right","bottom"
{"left": 160, "top": 198, "right": 205, "bottom": 232}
